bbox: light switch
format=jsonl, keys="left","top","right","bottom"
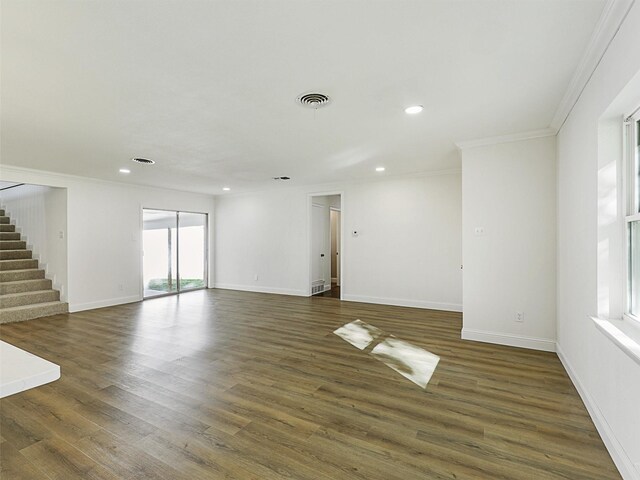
{"left": 474, "top": 227, "right": 485, "bottom": 236}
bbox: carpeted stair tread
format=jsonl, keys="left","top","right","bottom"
{"left": 0, "top": 216, "right": 10, "bottom": 224}
{"left": 0, "top": 250, "right": 32, "bottom": 260}
{"left": 0, "top": 269, "right": 46, "bottom": 281}
{"left": 0, "top": 232, "right": 21, "bottom": 240}
{"left": 0, "top": 259, "right": 38, "bottom": 270}
{"left": 0, "top": 224, "right": 16, "bottom": 232}
{"left": 0, "top": 240, "right": 26, "bottom": 249}
{"left": 0, "top": 279, "right": 53, "bottom": 295}
{"left": 0, "top": 301, "right": 68, "bottom": 324}
{"left": 0, "top": 290, "right": 60, "bottom": 308}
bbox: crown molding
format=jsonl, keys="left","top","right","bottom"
{"left": 550, "top": 0, "right": 635, "bottom": 132}
{"left": 0, "top": 164, "right": 214, "bottom": 198}
{"left": 455, "top": 128, "right": 556, "bottom": 150}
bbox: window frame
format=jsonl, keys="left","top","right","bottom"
{"left": 624, "top": 111, "right": 640, "bottom": 323}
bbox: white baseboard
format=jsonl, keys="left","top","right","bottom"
{"left": 342, "top": 294, "right": 462, "bottom": 313}
{"left": 213, "top": 283, "right": 307, "bottom": 297}
{"left": 323, "top": 283, "right": 331, "bottom": 292}
{"left": 556, "top": 344, "right": 639, "bottom": 480}
{"left": 69, "top": 295, "right": 141, "bottom": 313}
{"left": 461, "top": 328, "right": 556, "bottom": 352}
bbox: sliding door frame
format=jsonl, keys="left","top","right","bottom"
{"left": 141, "top": 207, "right": 209, "bottom": 299}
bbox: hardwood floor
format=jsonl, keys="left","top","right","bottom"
{"left": 0, "top": 289, "right": 621, "bottom": 479}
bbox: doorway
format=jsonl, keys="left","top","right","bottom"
{"left": 142, "top": 209, "right": 208, "bottom": 298}
{"left": 309, "top": 193, "right": 342, "bottom": 299}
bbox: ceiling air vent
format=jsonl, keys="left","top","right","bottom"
{"left": 296, "top": 92, "right": 331, "bottom": 109}
{"left": 132, "top": 157, "right": 155, "bottom": 165}
{"left": 273, "top": 176, "right": 291, "bottom": 180}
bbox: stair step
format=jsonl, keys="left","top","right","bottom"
{"left": 0, "top": 209, "right": 4, "bottom": 216}
{"left": 0, "top": 216, "right": 10, "bottom": 224}
{"left": 0, "top": 232, "right": 20, "bottom": 240}
{"left": 0, "top": 279, "right": 52, "bottom": 295}
{"left": 0, "top": 250, "right": 32, "bottom": 260}
{"left": 0, "top": 301, "right": 68, "bottom": 324}
{"left": 0, "top": 269, "right": 45, "bottom": 282}
{"left": 0, "top": 224, "right": 15, "bottom": 232}
{"left": 0, "top": 290, "right": 60, "bottom": 308}
{"left": 0, "top": 259, "right": 38, "bottom": 270}
{"left": 0, "top": 240, "right": 26, "bottom": 250}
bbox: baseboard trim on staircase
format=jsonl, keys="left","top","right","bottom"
{"left": 70, "top": 295, "right": 140, "bottom": 313}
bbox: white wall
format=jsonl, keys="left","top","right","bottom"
{"left": 214, "top": 171, "right": 462, "bottom": 311}
{"left": 0, "top": 165, "right": 215, "bottom": 312}
{"left": 556, "top": 2, "right": 640, "bottom": 478}
{"left": 0, "top": 184, "right": 68, "bottom": 300}
{"left": 461, "top": 136, "right": 557, "bottom": 352}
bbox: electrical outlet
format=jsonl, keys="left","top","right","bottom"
{"left": 118, "top": 283, "right": 123, "bottom": 292}
{"left": 515, "top": 311, "right": 524, "bottom": 323}
{"left": 474, "top": 227, "right": 485, "bottom": 236}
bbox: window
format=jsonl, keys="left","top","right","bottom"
{"left": 626, "top": 113, "right": 640, "bottom": 319}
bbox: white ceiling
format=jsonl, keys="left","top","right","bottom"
{"left": 1, "top": 0, "right": 606, "bottom": 194}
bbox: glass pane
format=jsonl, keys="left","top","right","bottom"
{"left": 178, "top": 212, "right": 207, "bottom": 291}
{"left": 630, "top": 221, "right": 640, "bottom": 317}
{"left": 143, "top": 209, "right": 178, "bottom": 297}
{"left": 636, "top": 120, "right": 639, "bottom": 213}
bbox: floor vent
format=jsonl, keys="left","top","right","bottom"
{"left": 311, "top": 281, "right": 325, "bottom": 295}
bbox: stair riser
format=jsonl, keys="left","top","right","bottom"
{"left": 0, "top": 250, "right": 32, "bottom": 260}
{"left": 0, "top": 269, "right": 45, "bottom": 281}
{"left": 0, "top": 302, "right": 68, "bottom": 324}
{"left": 0, "top": 217, "right": 10, "bottom": 224}
{"left": 0, "top": 290, "right": 60, "bottom": 308}
{"left": 0, "top": 209, "right": 4, "bottom": 216}
{"left": 0, "top": 279, "right": 52, "bottom": 295}
{"left": 0, "top": 241, "right": 26, "bottom": 249}
{"left": 0, "top": 233, "right": 20, "bottom": 240}
{"left": 0, "top": 259, "right": 38, "bottom": 270}
{"left": 0, "top": 225, "right": 15, "bottom": 232}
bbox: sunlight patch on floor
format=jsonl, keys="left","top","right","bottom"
{"left": 370, "top": 337, "right": 440, "bottom": 388}
{"left": 333, "top": 319, "right": 384, "bottom": 350}
{"left": 333, "top": 320, "right": 440, "bottom": 388}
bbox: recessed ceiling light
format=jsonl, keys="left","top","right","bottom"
{"left": 404, "top": 105, "right": 423, "bottom": 114}
{"left": 375, "top": 167, "right": 385, "bottom": 172}
{"left": 119, "top": 168, "right": 130, "bottom": 174}
{"left": 222, "top": 187, "right": 231, "bottom": 191}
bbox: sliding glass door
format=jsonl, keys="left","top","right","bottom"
{"left": 143, "top": 209, "right": 207, "bottom": 298}
{"left": 177, "top": 212, "right": 207, "bottom": 291}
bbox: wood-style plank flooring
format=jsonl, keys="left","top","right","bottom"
{"left": 0, "top": 289, "right": 621, "bottom": 479}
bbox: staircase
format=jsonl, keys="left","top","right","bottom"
{"left": 0, "top": 208, "right": 68, "bottom": 324}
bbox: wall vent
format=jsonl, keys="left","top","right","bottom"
{"left": 311, "top": 280, "right": 325, "bottom": 295}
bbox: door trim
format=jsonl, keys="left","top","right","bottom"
{"left": 307, "top": 191, "right": 344, "bottom": 299}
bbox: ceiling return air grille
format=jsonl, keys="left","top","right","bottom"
{"left": 296, "top": 92, "right": 331, "bottom": 109}
{"left": 131, "top": 157, "right": 155, "bottom": 165}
